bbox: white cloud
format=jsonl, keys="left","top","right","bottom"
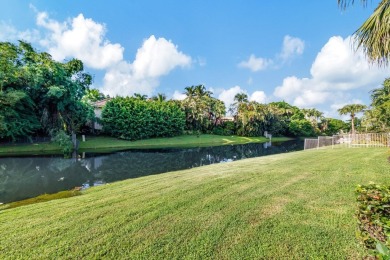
{"left": 280, "top": 35, "right": 305, "bottom": 61}
{"left": 18, "top": 10, "right": 193, "bottom": 97}
{"left": 0, "top": 22, "right": 40, "bottom": 42}
{"left": 273, "top": 36, "right": 387, "bottom": 112}
{"left": 36, "top": 12, "right": 124, "bottom": 69}
{"left": 102, "top": 35, "right": 192, "bottom": 97}
{"left": 218, "top": 86, "right": 247, "bottom": 111}
{"left": 172, "top": 90, "right": 187, "bottom": 100}
{"left": 132, "top": 35, "right": 191, "bottom": 79}
{"left": 250, "top": 91, "right": 267, "bottom": 103}
{"left": 238, "top": 54, "right": 270, "bottom": 72}
{"left": 238, "top": 35, "right": 304, "bottom": 72}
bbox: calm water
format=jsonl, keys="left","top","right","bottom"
{"left": 0, "top": 140, "right": 303, "bottom": 204}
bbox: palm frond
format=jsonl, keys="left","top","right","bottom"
{"left": 338, "top": 0, "right": 370, "bottom": 10}
{"left": 353, "top": 0, "right": 390, "bottom": 66}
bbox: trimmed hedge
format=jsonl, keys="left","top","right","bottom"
{"left": 101, "top": 97, "right": 185, "bottom": 140}
{"left": 356, "top": 183, "right": 390, "bottom": 258}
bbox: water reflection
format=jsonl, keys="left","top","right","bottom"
{"left": 0, "top": 140, "right": 302, "bottom": 203}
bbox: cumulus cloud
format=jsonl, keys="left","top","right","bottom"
{"left": 19, "top": 10, "right": 192, "bottom": 97}
{"left": 36, "top": 12, "right": 124, "bottom": 69}
{"left": 280, "top": 35, "right": 305, "bottom": 61}
{"left": 238, "top": 35, "right": 304, "bottom": 72}
{"left": 102, "top": 35, "right": 192, "bottom": 97}
{"left": 250, "top": 91, "right": 267, "bottom": 103}
{"left": 171, "top": 90, "right": 187, "bottom": 100}
{"left": 132, "top": 35, "right": 191, "bottom": 79}
{"left": 273, "top": 36, "right": 387, "bottom": 111}
{"left": 218, "top": 86, "right": 247, "bottom": 111}
{"left": 238, "top": 54, "right": 270, "bottom": 72}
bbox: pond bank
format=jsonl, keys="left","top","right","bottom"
{"left": 0, "top": 134, "right": 292, "bottom": 156}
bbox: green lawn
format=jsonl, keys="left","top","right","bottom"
{"left": 0, "top": 134, "right": 287, "bottom": 156}
{"left": 1, "top": 147, "right": 389, "bottom": 258}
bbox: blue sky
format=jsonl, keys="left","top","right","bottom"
{"left": 0, "top": 0, "right": 387, "bottom": 118}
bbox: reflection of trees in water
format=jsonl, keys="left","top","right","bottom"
{"left": 93, "top": 140, "right": 303, "bottom": 183}
{"left": 0, "top": 157, "right": 90, "bottom": 203}
{"left": 1, "top": 140, "right": 303, "bottom": 203}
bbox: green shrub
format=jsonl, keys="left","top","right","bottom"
{"left": 356, "top": 183, "right": 390, "bottom": 258}
{"left": 212, "top": 121, "right": 235, "bottom": 136}
{"left": 101, "top": 97, "right": 185, "bottom": 140}
{"left": 51, "top": 130, "right": 73, "bottom": 155}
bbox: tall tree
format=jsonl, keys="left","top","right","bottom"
{"left": 133, "top": 93, "right": 148, "bottom": 100}
{"left": 338, "top": 0, "right": 390, "bottom": 66}
{"left": 151, "top": 93, "right": 167, "bottom": 102}
{"left": 230, "top": 92, "right": 249, "bottom": 115}
{"left": 338, "top": 104, "right": 367, "bottom": 134}
{"left": 0, "top": 41, "right": 93, "bottom": 138}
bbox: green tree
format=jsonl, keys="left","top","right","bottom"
{"left": 338, "top": 104, "right": 367, "bottom": 134}
{"left": 180, "top": 85, "right": 225, "bottom": 133}
{"left": 83, "top": 88, "right": 108, "bottom": 103}
{"left": 363, "top": 78, "right": 390, "bottom": 131}
{"left": 151, "top": 93, "right": 167, "bottom": 102}
{"left": 0, "top": 41, "right": 92, "bottom": 139}
{"left": 338, "top": 0, "right": 390, "bottom": 66}
{"left": 133, "top": 93, "right": 148, "bottom": 100}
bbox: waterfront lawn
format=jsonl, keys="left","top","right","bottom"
{"left": 1, "top": 147, "right": 389, "bottom": 258}
{"left": 0, "top": 134, "right": 288, "bottom": 156}
{"left": 79, "top": 134, "right": 290, "bottom": 151}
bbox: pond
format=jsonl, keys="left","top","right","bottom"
{"left": 0, "top": 140, "right": 303, "bottom": 204}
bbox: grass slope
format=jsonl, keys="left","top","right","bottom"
{"left": 1, "top": 148, "right": 389, "bottom": 258}
{"left": 0, "top": 134, "right": 286, "bottom": 156}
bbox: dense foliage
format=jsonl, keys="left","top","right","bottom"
{"left": 356, "top": 183, "right": 390, "bottom": 258}
{"left": 0, "top": 41, "right": 93, "bottom": 141}
{"left": 181, "top": 85, "right": 226, "bottom": 133}
{"left": 362, "top": 78, "right": 390, "bottom": 132}
{"left": 101, "top": 97, "right": 185, "bottom": 140}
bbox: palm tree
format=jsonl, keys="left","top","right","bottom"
{"left": 229, "top": 92, "right": 249, "bottom": 116}
{"left": 133, "top": 93, "right": 148, "bottom": 100}
{"left": 184, "top": 86, "right": 196, "bottom": 98}
{"left": 338, "top": 104, "right": 367, "bottom": 134}
{"left": 338, "top": 0, "right": 390, "bottom": 66}
{"left": 151, "top": 93, "right": 166, "bottom": 102}
{"left": 194, "top": 85, "right": 212, "bottom": 98}
{"left": 371, "top": 78, "right": 390, "bottom": 107}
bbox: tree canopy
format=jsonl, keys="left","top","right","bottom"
{"left": 0, "top": 41, "right": 93, "bottom": 141}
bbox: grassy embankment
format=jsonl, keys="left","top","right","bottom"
{"left": 0, "top": 134, "right": 289, "bottom": 156}
{"left": 1, "top": 147, "right": 389, "bottom": 258}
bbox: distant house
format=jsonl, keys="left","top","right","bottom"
{"left": 221, "top": 116, "right": 234, "bottom": 122}
{"left": 92, "top": 98, "right": 111, "bottom": 130}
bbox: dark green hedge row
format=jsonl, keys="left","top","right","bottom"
{"left": 356, "top": 183, "right": 390, "bottom": 258}
{"left": 101, "top": 97, "right": 185, "bottom": 140}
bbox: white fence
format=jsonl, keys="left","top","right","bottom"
{"left": 304, "top": 133, "right": 390, "bottom": 150}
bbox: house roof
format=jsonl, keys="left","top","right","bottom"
{"left": 93, "top": 98, "right": 111, "bottom": 108}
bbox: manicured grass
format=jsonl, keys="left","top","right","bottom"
{"left": 0, "top": 142, "right": 63, "bottom": 156}
{"left": 0, "top": 134, "right": 288, "bottom": 156}
{"left": 0, "top": 147, "right": 389, "bottom": 258}
{"left": 78, "top": 134, "right": 290, "bottom": 152}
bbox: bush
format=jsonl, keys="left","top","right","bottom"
{"left": 212, "top": 121, "right": 235, "bottom": 136}
{"left": 356, "top": 183, "right": 390, "bottom": 258}
{"left": 51, "top": 130, "right": 73, "bottom": 155}
{"left": 101, "top": 97, "right": 185, "bottom": 140}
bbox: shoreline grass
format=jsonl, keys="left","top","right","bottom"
{"left": 0, "top": 147, "right": 389, "bottom": 258}
{"left": 0, "top": 134, "right": 291, "bottom": 156}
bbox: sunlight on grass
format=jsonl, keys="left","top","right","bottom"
{"left": 0, "top": 147, "right": 388, "bottom": 258}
